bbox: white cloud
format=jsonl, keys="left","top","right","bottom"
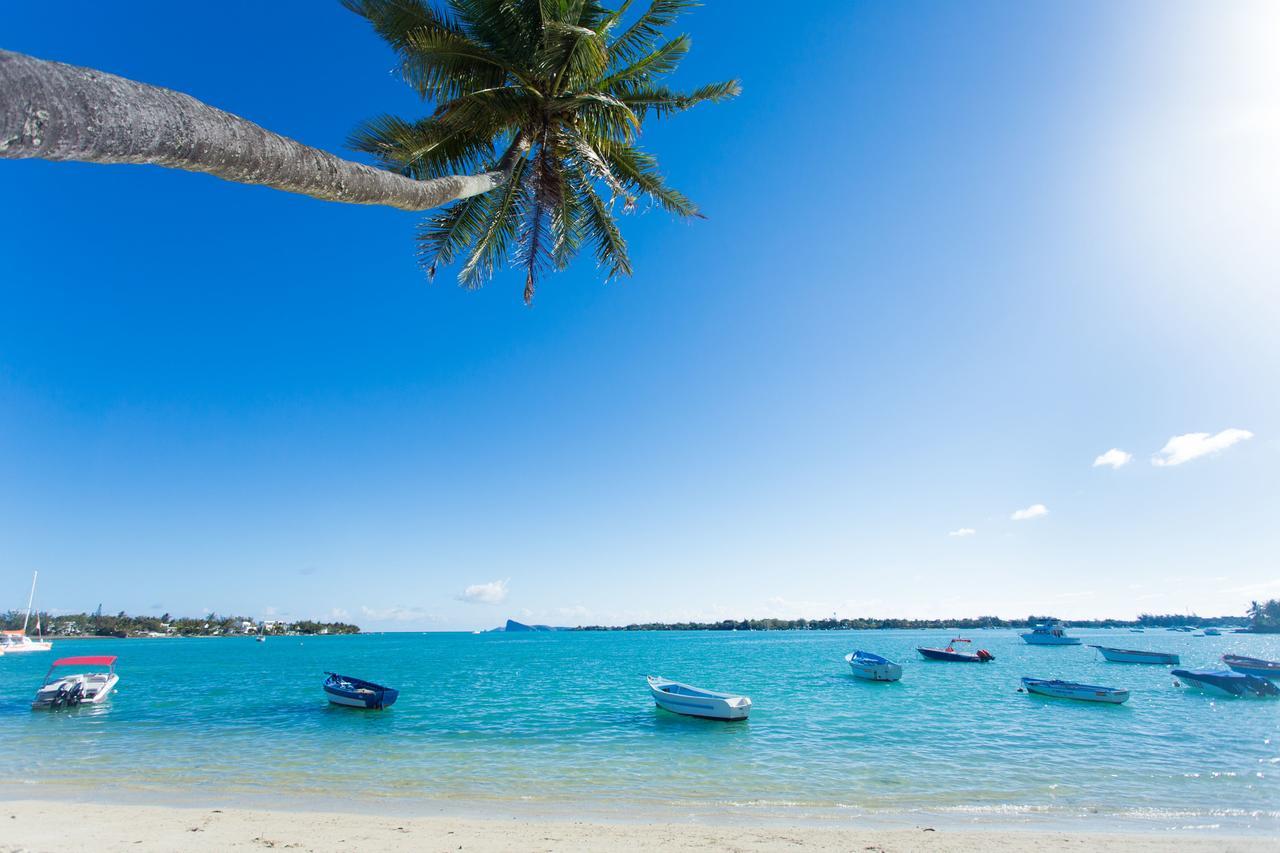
{"left": 1092, "top": 448, "right": 1132, "bottom": 469}
{"left": 1152, "top": 428, "right": 1253, "bottom": 466}
{"left": 1011, "top": 503, "right": 1049, "bottom": 521}
{"left": 457, "top": 579, "right": 509, "bottom": 605}
{"left": 948, "top": 528, "right": 976, "bottom": 537}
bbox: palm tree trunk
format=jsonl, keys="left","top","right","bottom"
{"left": 0, "top": 49, "right": 506, "bottom": 211}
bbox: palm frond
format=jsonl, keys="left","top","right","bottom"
{"left": 598, "top": 34, "right": 689, "bottom": 89}
{"left": 457, "top": 156, "right": 530, "bottom": 287}
{"left": 607, "top": 0, "right": 698, "bottom": 66}
{"left": 417, "top": 188, "right": 498, "bottom": 278}
{"left": 612, "top": 79, "right": 741, "bottom": 119}
{"left": 400, "top": 27, "right": 524, "bottom": 99}
{"left": 349, "top": 114, "right": 494, "bottom": 179}
{"left": 600, "top": 141, "right": 699, "bottom": 217}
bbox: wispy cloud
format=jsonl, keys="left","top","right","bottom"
{"left": 1011, "top": 503, "right": 1049, "bottom": 521}
{"left": 1152, "top": 428, "right": 1253, "bottom": 466}
{"left": 1092, "top": 448, "right": 1132, "bottom": 469}
{"left": 360, "top": 605, "right": 432, "bottom": 622}
{"left": 948, "top": 528, "right": 976, "bottom": 537}
{"left": 457, "top": 579, "right": 509, "bottom": 605}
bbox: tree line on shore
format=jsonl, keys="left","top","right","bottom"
{"left": 0, "top": 610, "right": 360, "bottom": 637}
{"left": 574, "top": 603, "right": 1279, "bottom": 633}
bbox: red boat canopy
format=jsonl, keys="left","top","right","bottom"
{"left": 52, "top": 655, "right": 116, "bottom": 667}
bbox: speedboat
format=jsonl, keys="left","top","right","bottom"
{"left": 1221, "top": 654, "right": 1280, "bottom": 680}
{"left": 323, "top": 672, "right": 399, "bottom": 709}
{"left": 917, "top": 638, "right": 994, "bottom": 662}
{"left": 1171, "top": 669, "right": 1279, "bottom": 699}
{"left": 646, "top": 676, "right": 751, "bottom": 720}
{"left": 1021, "top": 622, "right": 1081, "bottom": 645}
{"left": 1089, "top": 645, "right": 1179, "bottom": 665}
{"left": 1202, "top": 628, "right": 1221, "bottom": 636}
{"left": 31, "top": 656, "right": 119, "bottom": 709}
{"left": 845, "top": 651, "right": 903, "bottom": 682}
{"left": 1021, "top": 677, "right": 1129, "bottom": 704}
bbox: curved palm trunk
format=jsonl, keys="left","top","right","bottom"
{"left": 0, "top": 49, "right": 505, "bottom": 211}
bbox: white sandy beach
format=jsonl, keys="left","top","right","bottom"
{"left": 1, "top": 800, "right": 1275, "bottom": 852}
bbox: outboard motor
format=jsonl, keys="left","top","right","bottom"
{"left": 65, "top": 682, "right": 84, "bottom": 707}
{"left": 976, "top": 649, "right": 994, "bottom": 662}
{"left": 50, "top": 684, "right": 71, "bottom": 709}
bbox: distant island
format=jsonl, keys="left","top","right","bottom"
{"left": 0, "top": 609, "right": 360, "bottom": 638}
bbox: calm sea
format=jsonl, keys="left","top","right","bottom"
{"left": 0, "top": 629, "right": 1275, "bottom": 833}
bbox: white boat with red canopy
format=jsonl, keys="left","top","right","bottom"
{"left": 31, "top": 656, "right": 118, "bottom": 709}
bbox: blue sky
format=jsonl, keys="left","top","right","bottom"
{"left": 1, "top": 2, "right": 1276, "bottom": 629}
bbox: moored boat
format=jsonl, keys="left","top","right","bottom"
{"left": 646, "top": 675, "right": 751, "bottom": 720}
{"left": 1202, "top": 628, "right": 1221, "bottom": 636}
{"left": 1021, "top": 677, "right": 1129, "bottom": 704}
{"left": 1021, "top": 622, "right": 1081, "bottom": 645}
{"left": 31, "top": 656, "right": 119, "bottom": 709}
{"left": 917, "top": 638, "right": 994, "bottom": 662}
{"left": 1171, "top": 669, "right": 1279, "bottom": 699}
{"left": 323, "top": 672, "right": 399, "bottom": 709}
{"left": 845, "top": 651, "right": 903, "bottom": 682}
{"left": 1089, "top": 645, "right": 1179, "bottom": 665}
{"left": 1222, "top": 654, "right": 1280, "bottom": 680}
{"left": 3, "top": 572, "right": 52, "bottom": 653}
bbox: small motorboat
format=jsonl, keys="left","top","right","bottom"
{"left": 1021, "top": 677, "right": 1130, "bottom": 704}
{"left": 917, "top": 638, "right": 994, "bottom": 662}
{"left": 31, "top": 656, "right": 119, "bottom": 709}
{"left": 1089, "top": 645, "right": 1179, "bottom": 665}
{"left": 323, "top": 672, "right": 399, "bottom": 709}
{"left": 845, "top": 651, "right": 903, "bottom": 682}
{"left": 1171, "top": 669, "right": 1280, "bottom": 699}
{"left": 646, "top": 676, "right": 751, "bottom": 720}
{"left": 1020, "top": 622, "right": 1081, "bottom": 646}
{"left": 1202, "top": 628, "right": 1221, "bottom": 636}
{"left": 1221, "top": 654, "right": 1280, "bottom": 680}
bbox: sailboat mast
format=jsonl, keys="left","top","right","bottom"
{"left": 22, "top": 570, "right": 38, "bottom": 634}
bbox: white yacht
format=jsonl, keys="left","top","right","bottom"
{"left": 3, "top": 571, "right": 52, "bottom": 653}
{"left": 1020, "top": 621, "right": 1081, "bottom": 645}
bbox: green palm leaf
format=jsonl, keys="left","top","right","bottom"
{"left": 348, "top": 0, "right": 734, "bottom": 302}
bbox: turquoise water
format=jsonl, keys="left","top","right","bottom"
{"left": 0, "top": 630, "right": 1276, "bottom": 831}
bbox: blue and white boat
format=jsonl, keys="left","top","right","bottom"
{"left": 646, "top": 676, "right": 750, "bottom": 720}
{"left": 1021, "top": 622, "right": 1081, "bottom": 645}
{"left": 1021, "top": 677, "right": 1130, "bottom": 704}
{"left": 917, "top": 638, "right": 994, "bottom": 662}
{"left": 845, "top": 651, "right": 903, "bottom": 682}
{"left": 323, "top": 672, "right": 399, "bottom": 709}
{"left": 1171, "top": 669, "right": 1280, "bottom": 699}
{"left": 1089, "top": 645, "right": 1179, "bottom": 665}
{"left": 1221, "top": 654, "right": 1280, "bottom": 680}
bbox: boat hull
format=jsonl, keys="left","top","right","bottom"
{"left": 1021, "top": 678, "right": 1129, "bottom": 704}
{"left": 917, "top": 647, "right": 991, "bottom": 662}
{"left": 647, "top": 677, "right": 750, "bottom": 720}
{"left": 323, "top": 673, "right": 399, "bottom": 709}
{"left": 1173, "top": 669, "right": 1280, "bottom": 699}
{"left": 1021, "top": 635, "right": 1081, "bottom": 645}
{"left": 845, "top": 652, "right": 902, "bottom": 682}
{"left": 1222, "top": 655, "right": 1280, "bottom": 680}
{"left": 1090, "top": 645, "right": 1179, "bottom": 665}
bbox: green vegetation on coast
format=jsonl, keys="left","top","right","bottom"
{"left": 0, "top": 610, "right": 360, "bottom": 638}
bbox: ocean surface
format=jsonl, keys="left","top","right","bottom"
{"left": 0, "top": 629, "right": 1276, "bottom": 833}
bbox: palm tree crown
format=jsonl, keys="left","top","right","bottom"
{"left": 345, "top": 0, "right": 739, "bottom": 303}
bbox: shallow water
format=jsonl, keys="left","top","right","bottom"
{"left": 0, "top": 629, "right": 1275, "bottom": 832}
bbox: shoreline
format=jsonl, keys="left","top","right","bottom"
{"left": 1, "top": 798, "right": 1274, "bottom": 853}
{"left": 5, "top": 780, "right": 1277, "bottom": 839}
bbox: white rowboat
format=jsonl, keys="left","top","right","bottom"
{"left": 845, "top": 651, "right": 903, "bottom": 682}
{"left": 1089, "top": 645, "right": 1179, "bottom": 665}
{"left": 646, "top": 676, "right": 751, "bottom": 720}
{"left": 1021, "top": 677, "right": 1130, "bottom": 704}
